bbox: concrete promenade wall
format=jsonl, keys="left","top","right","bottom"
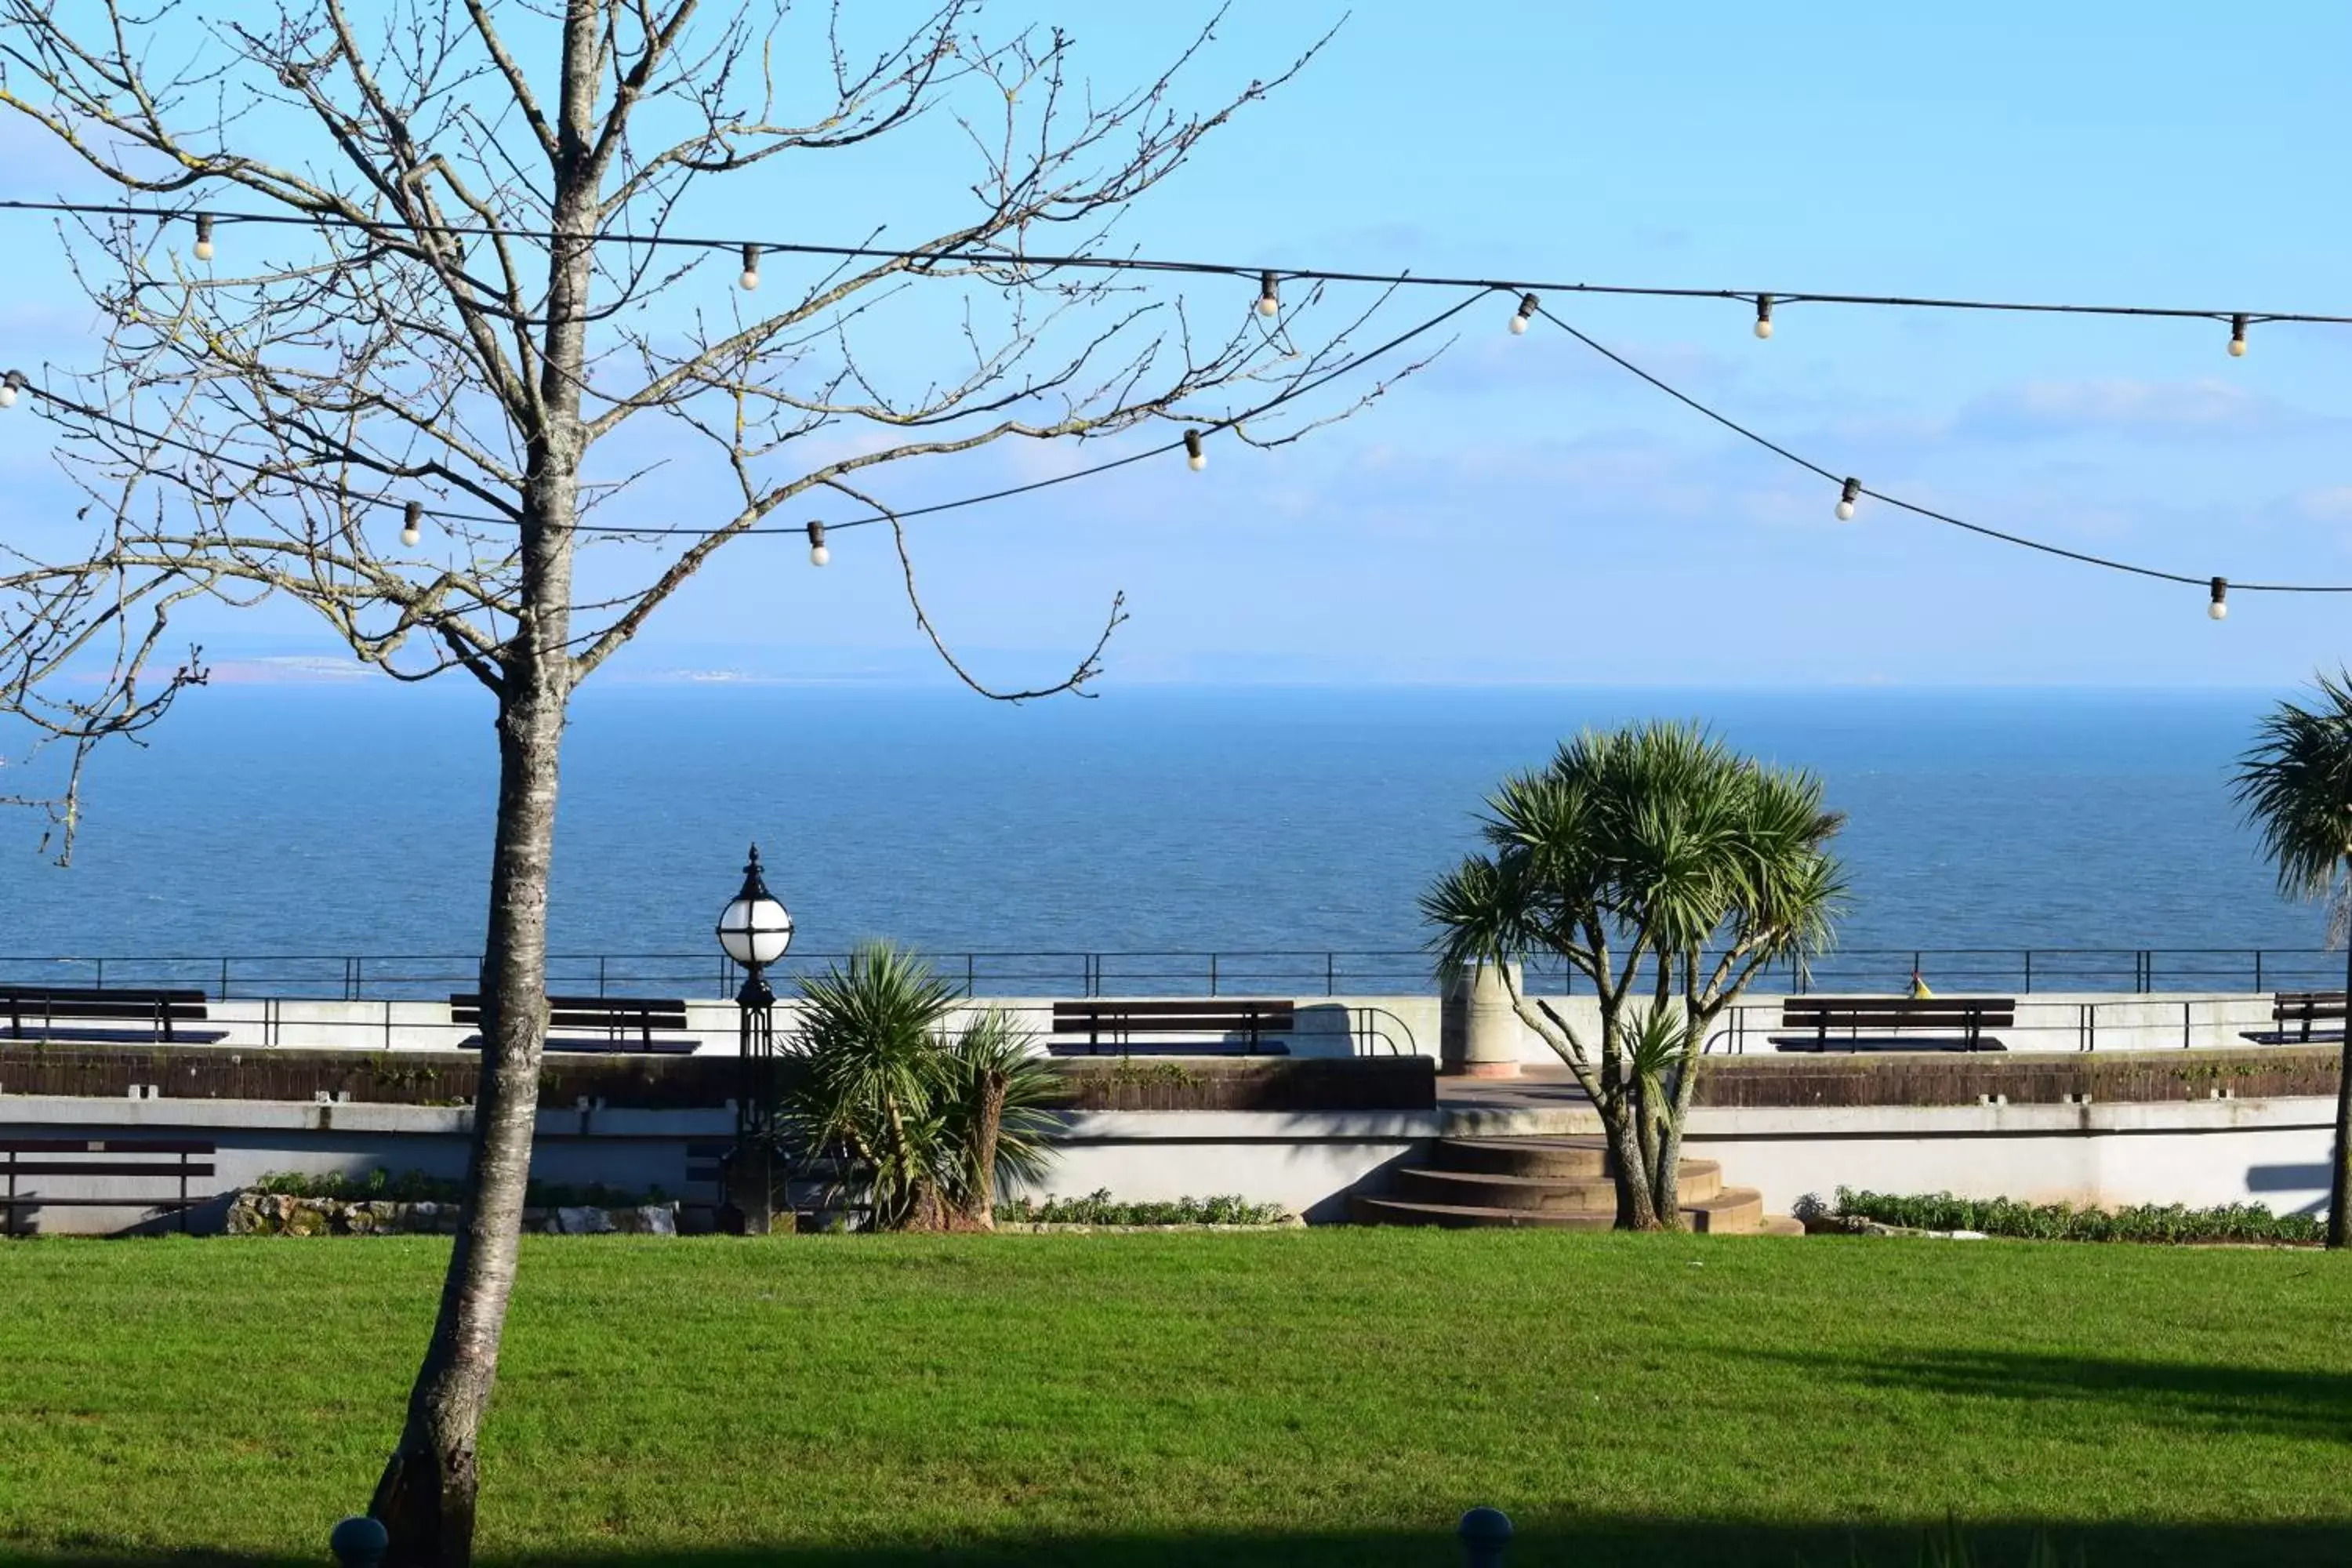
{"left": 3, "top": 1091, "right": 2333, "bottom": 1233}
{"left": 78, "top": 989, "right": 2310, "bottom": 1060}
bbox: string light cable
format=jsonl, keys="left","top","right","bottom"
{"left": 0, "top": 197, "right": 2347, "bottom": 338}
{"left": 1524, "top": 299, "right": 2352, "bottom": 603}
{"left": 0, "top": 289, "right": 1486, "bottom": 545}
{"left": 2, "top": 193, "right": 2347, "bottom": 604}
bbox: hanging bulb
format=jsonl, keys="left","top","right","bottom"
{"left": 1754, "top": 294, "right": 1773, "bottom": 339}
{"left": 1256, "top": 270, "right": 1279, "bottom": 318}
{"left": 806, "top": 520, "right": 829, "bottom": 567}
{"left": 1183, "top": 429, "right": 1207, "bottom": 471}
{"left": 2209, "top": 577, "right": 2228, "bottom": 621}
{"left": 399, "top": 501, "right": 422, "bottom": 549}
{"left": 193, "top": 213, "right": 214, "bottom": 263}
{"left": 1509, "top": 292, "right": 1537, "bottom": 336}
{"left": 739, "top": 244, "right": 761, "bottom": 291}
{"left": 1835, "top": 477, "right": 1861, "bottom": 522}
{"left": 2227, "top": 314, "right": 2248, "bottom": 358}
{"left": 0, "top": 370, "right": 23, "bottom": 409}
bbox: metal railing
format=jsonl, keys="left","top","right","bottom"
{"left": 0, "top": 946, "right": 2341, "bottom": 1003}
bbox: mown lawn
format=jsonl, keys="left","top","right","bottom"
{"left": 0, "top": 1232, "right": 2346, "bottom": 1566}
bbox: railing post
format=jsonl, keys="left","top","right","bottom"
{"left": 966, "top": 953, "right": 976, "bottom": 999}
{"left": 598, "top": 956, "right": 608, "bottom": 998}
{"left": 1327, "top": 952, "right": 1336, "bottom": 996}
{"left": 2255, "top": 949, "right": 2263, "bottom": 994}
{"left": 219, "top": 957, "right": 230, "bottom": 1004}
{"left": 1458, "top": 1507, "right": 1512, "bottom": 1568}
{"left": 94, "top": 957, "right": 104, "bottom": 989}
{"left": 1209, "top": 953, "right": 1218, "bottom": 997}
{"left": 2023, "top": 949, "right": 2032, "bottom": 995}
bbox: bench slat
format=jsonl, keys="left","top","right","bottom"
{"left": 1053, "top": 1000, "right": 1293, "bottom": 1021}
{"left": 0, "top": 1196, "right": 201, "bottom": 1209}
{"left": 1782, "top": 1011, "right": 2017, "bottom": 1029}
{"left": 1049, "top": 1014, "right": 1295, "bottom": 1031}
{"left": 2, "top": 1160, "right": 216, "bottom": 1178}
{"left": 0, "top": 1139, "right": 216, "bottom": 1155}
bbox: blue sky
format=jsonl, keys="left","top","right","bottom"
{"left": 5, "top": 1, "right": 2352, "bottom": 687}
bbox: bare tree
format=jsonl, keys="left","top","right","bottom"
{"left": 0, "top": 4, "right": 1441, "bottom": 1561}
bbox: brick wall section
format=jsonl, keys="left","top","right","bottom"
{"left": 0, "top": 1045, "right": 1438, "bottom": 1112}
{"left": 1693, "top": 1048, "right": 2340, "bottom": 1107}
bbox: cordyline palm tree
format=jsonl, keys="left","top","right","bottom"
{"left": 789, "top": 941, "right": 1058, "bottom": 1231}
{"left": 2233, "top": 672, "right": 2352, "bottom": 1249}
{"left": 1422, "top": 720, "right": 1845, "bottom": 1230}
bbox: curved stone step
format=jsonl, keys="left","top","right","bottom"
{"left": 1432, "top": 1136, "right": 1610, "bottom": 1178}
{"left": 1396, "top": 1161, "right": 1722, "bottom": 1213}
{"left": 1682, "top": 1186, "right": 1765, "bottom": 1233}
{"left": 1350, "top": 1194, "right": 1617, "bottom": 1229}
{"left": 1754, "top": 1215, "right": 1807, "bottom": 1237}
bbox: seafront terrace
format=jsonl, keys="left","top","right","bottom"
{"left": 2, "top": 939, "right": 2340, "bottom": 1231}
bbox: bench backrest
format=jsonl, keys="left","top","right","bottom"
{"left": 0, "top": 1138, "right": 216, "bottom": 1156}
{"left": 448, "top": 993, "right": 691, "bottom": 1034}
{"left": 0, "top": 985, "right": 210, "bottom": 1022}
{"left": 2, "top": 1138, "right": 216, "bottom": 1180}
{"left": 2272, "top": 991, "right": 2346, "bottom": 1019}
{"left": 1051, "top": 1000, "right": 1296, "bottom": 1034}
{"left": 1782, "top": 997, "right": 2019, "bottom": 1029}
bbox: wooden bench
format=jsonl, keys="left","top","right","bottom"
{"left": 2, "top": 1138, "right": 216, "bottom": 1234}
{"left": 1049, "top": 1000, "right": 1294, "bottom": 1056}
{"left": 2270, "top": 990, "right": 2345, "bottom": 1042}
{"left": 1777, "top": 996, "right": 2016, "bottom": 1053}
{"left": 0, "top": 985, "right": 225, "bottom": 1044}
{"left": 449, "top": 993, "right": 701, "bottom": 1054}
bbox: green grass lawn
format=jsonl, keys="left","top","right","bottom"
{"left": 0, "top": 1232, "right": 2347, "bottom": 1567}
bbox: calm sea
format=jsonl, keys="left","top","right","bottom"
{"left": 0, "top": 684, "right": 2329, "bottom": 994}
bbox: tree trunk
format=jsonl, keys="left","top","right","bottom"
{"left": 964, "top": 1077, "right": 1007, "bottom": 1231}
{"left": 370, "top": 653, "right": 569, "bottom": 1564}
{"left": 2332, "top": 928, "right": 2350, "bottom": 1249}
{"left": 373, "top": 11, "right": 597, "bottom": 1554}
{"left": 1604, "top": 1104, "right": 1661, "bottom": 1230}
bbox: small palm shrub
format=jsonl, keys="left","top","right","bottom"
{"left": 787, "top": 940, "right": 1060, "bottom": 1231}
{"left": 1813, "top": 1187, "right": 2325, "bottom": 1245}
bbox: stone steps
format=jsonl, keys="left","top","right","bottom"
{"left": 1354, "top": 1134, "right": 1801, "bottom": 1236}
{"left": 1393, "top": 1160, "right": 1722, "bottom": 1212}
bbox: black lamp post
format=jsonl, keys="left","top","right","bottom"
{"left": 715, "top": 844, "right": 793, "bottom": 1233}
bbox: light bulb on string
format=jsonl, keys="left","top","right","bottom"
{"left": 1835, "top": 477, "right": 1861, "bottom": 522}
{"left": 739, "top": 244, "right": 761, "bottom": 291}
{"left": 193, "top": 213, "right": 214, "bottom": 262}
{"left": 806, "top": 520, "right": 829, "bottom": 567}
{"left": 2227, "top": 314, "right": 2247, "bottom": 358}
{"left": 1509, "top": 292, "right": 1537, "bottom": 336}
{"left": 399, "top": 502, "right": 422, "bottom": 549}
{"left": 1183, "top": 429, "right": 1207, "bottom": 471}
{"left": 0, "top": 369, "right": 23, "bottom": 409}
{"left": 2209, "top": 577, "right": 2228, "bottom": 620}
{"left": 1256, "top": 270, "right": 1279, "bottom": 318}
{"left": 1753, "top": 294, "right": 1773, "bottom": 339}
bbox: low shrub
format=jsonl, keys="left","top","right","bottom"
{"left": 999, "top": 1189, "right": 1290, "bottom": 1226}
{"left": 250, "top": 1169, "right": 665, "bottom": 1209}
{"left": 1815, "top": 1186, "right": 2324, "bottom": 1245}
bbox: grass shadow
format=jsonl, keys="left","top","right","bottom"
{"left": 1751, "top": 1344, "right": 2352, "bottom": 1445}
{"left": 6, "top": 1517, "right": 2352, "bottom": 1568}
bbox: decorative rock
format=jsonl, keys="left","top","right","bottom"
{"left": 219, "top": 1190, "right": 675, "bottom": 1238}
